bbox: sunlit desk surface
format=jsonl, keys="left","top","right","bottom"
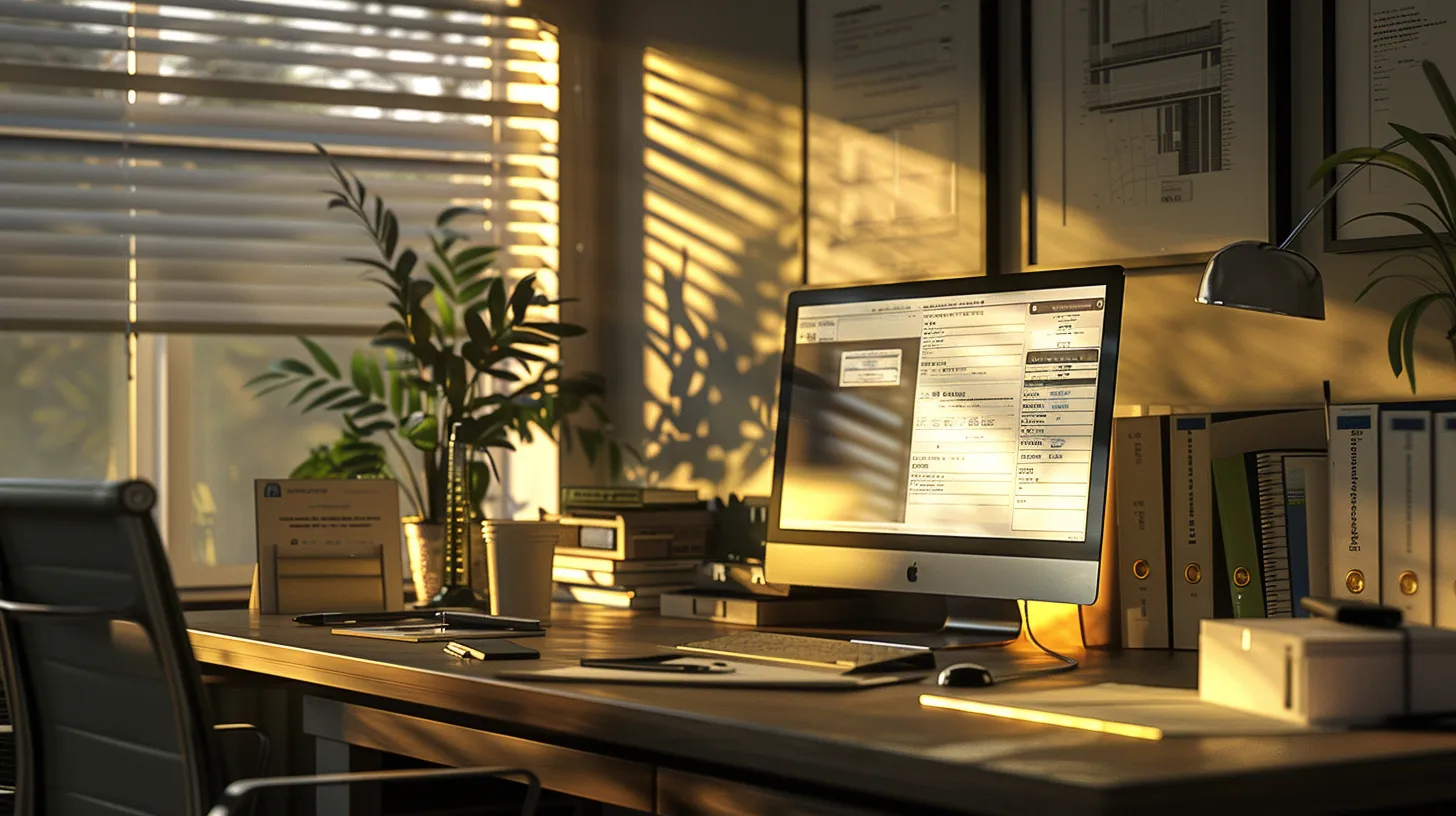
{"left": 187, "top": 607, "right": 1456, "bottom": 815}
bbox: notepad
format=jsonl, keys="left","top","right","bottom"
{"left": 921, "top": 683, "right": 1321, "bottom": 740}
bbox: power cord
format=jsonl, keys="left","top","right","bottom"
{"left": 985, "top": 600, "right": 1079, "bottom": 685}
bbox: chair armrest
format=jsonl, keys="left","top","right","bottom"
{"left": 0, "top": 599, "right": 125, "bottom": 617}
{"left": 206, "top": 766, "right": 540, "bottom": 816}
{"left": 212, "top": 723, "right": 270, "bottom": 778}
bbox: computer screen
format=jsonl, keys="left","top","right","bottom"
{"left": 777, "top": 282, "right": 1109, "bottom": 544}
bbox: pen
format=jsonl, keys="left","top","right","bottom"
{"left": 445, "top": 641, "right": 487, "bottom": 660}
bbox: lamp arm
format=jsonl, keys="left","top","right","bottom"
{"left": 1279, "top": 137, "right": 1405, "bottom": 250}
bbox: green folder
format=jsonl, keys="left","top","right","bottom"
{"left": 1211, "top": 453, "right": 1265, "bottom": 618}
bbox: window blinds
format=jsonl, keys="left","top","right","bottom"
{"left": 0, "top": 0, "right": 559, "bottom": 333}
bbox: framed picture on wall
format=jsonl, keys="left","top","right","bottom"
{"left": 1323, "top": 0, "right": 1456, "bottom": 252}
{"left": 1026, "top": 0, "right": 1290, "bottom": 269}
{"left": 802, "top": 0, "right": 993, "bottom": 285}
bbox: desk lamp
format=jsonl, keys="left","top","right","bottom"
{"left": 1196, "top": 138, "right": 1402, "bottom": 318}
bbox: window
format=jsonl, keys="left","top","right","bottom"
{"left": 0, "top": 0, "right": 561, "bottom": 586}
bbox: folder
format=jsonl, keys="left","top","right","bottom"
{"left": 1381, "top": 408, "right": 1433, "bottom": 624}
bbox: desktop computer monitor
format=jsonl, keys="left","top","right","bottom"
{"left": 765, "top": 266, "right": 1124, "bottom": 636}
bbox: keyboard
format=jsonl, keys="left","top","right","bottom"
{"left": 675, "top": 631, "right": 935, "bottom": 673}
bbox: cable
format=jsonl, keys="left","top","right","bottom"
{"left": 989, "top": 600, "right": 1080, "bottom": 685}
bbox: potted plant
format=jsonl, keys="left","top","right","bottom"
{"left": 247, "top": 146, "right": 626, "bottom": 600}
{"left": 1314, "top": 60, "right": 1456, "bottom": 393}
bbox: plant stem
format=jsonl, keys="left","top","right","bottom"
{"left": 382, "top": 432, "right": 426, "bottom": 517}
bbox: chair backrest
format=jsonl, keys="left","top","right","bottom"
{"left": 0, "top": 480, "right": 225, "bottom": 816}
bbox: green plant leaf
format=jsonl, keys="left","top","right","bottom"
{"left": 1401, "top": 293, "right": 1452, "bottom": 392}
{"left": 244, "top": 371, "right": 287, "bottom": 389}
{"left": 486, "top": 278, "right": 507, "bottom": 336}
{"left": 463, "top": 310, "right": 490, "bottom": 348}
{"left": 388, "top": 364, "right": 404, "bottom": 417}
{"left": 452, "top": 245, "right": 498, "bottom": 270}
{"left": 509, "top": 273, "right": 538, "bottom": 323}
{"left": 329, "top": 394, "right": 371, "bottom": 411}
{"left": 458, "top": 278, "right": 491, "bottom": 303}
{"left": 1347, "top": 211, "right": 1456, "bottom": 291}
{"left": 296, "top": 340, "right": 339, "bottom": 379}
{"left": 351, "top": 403, "right": 389, "bottom": 421}
{"left": 287, "top": 378, "right": 329, "bottom": 407}
{"left": 401, "top": 413, "right": 439, "bottom": 452}
{"left": 486, "top": 368, "right": 522, "bottom": 382}
{"left": 1358, "top": 272, "right": 1448, "bottom": 303}
{"left": 446, "top": 355, "right": 468, "bottom": 413}
{"left": 365, "top": 356, "right": 386, "bottom": 399}
{"left": 1391, "top": 124, "right": 1456, "bottom": 224}
{"left": 502, "top": 328, "right": 560, "bottom": 347}
{"left": 394, "top": 248, "right": 418, "bottom": 284}
{"left": 1425, "top": 61, "right": 1456, "bottom": 142}
{"left": 345, "top": 256, "right": 397, "bottom": 278}
{"left": 436, "top": 206, "right": 485, "bottom": 228}
{"left": 520, "top": 321, "right": 587, "bottom": 338}
{"left": 434, "top": 289, "right": 457, "bottom": 341}
{"left": 253, "top": 380, "right": 296, "bottom": 399}
{"left": 350, "top": 351, "right": 374, "bottom": 396}
{"left": 274, "top": 358, "right": 313, "bottom": 377}
{"left": 426, "top": 261, "right": 456, "bottom": 301}
{"left": 304, "top": 385, "right": 352, "bottom": 413}
{"left": 409, "top": 306, "right": 437, "bottom": 363}
{"left": 353, "top": 420, "right": 395, "bottom": 437}
{"left": 382, "top": 211, "right": 399, "bottom": 259}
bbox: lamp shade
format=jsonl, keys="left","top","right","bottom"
{"left": 1195, "top": 240, "right": 1325, "bottom": 320}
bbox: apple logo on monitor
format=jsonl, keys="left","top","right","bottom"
{"left": 906, "top": 562, "right": 918, "bottom": 583}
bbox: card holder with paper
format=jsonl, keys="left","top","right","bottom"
{"left": 274, "top": 544, "right": 386, "bottom": 615}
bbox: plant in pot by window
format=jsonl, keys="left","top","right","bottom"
{"left": 248, "top": 146, "right": 628, "bottom": 604}
{"left": 1314, "top": 60, "right": 1456, "bottom": 393}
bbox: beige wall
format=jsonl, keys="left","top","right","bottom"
{"left": 597, "top": 0, "right": 1456, "bottom": 500}
{"left": 598, "top": 0, "right": 802, "bottom": 498}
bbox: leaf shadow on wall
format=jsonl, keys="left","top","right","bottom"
{"left": 628, "top": 50, "right": 801, "bottom": 496}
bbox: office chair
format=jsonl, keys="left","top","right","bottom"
{"left": 0, "top": 479, "right": 539, "bottom": 816}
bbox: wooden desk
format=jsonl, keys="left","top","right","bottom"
{"left": 188, "top": 607, "right": 1456, "bottom": 815}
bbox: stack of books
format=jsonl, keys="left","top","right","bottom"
{"left": 549, "top": 486, "right": 708, "bottom": 610}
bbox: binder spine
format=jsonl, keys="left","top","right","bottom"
{"left": 1114, "top": 416, "right": 1171, "bottom": 649}
{"left": 1435, "top": 413, "right": 1456, "bottom": 628}
{"left": 1257, "top": 455, "right": 1293, "bottom": 617}
{"left": 1169, "top": 414, "right": 1213, "bottom": 650}
{"left": 1329, "top": 405, "right": 1380, "bottom": 603}
{"left": 1381, "top": 409, "right": 1433, "bottom": 624}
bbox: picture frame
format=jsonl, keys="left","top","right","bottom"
{"left": 800, "top": 0, "right": 996, "bottom": 284}
{"left": 1321, "top": 0, "right": 1455, "bottom": 253}
{"left": 1025, "top": 0, "right": 1291, "bottom": 269}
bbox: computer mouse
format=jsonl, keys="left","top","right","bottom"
{"left": 937, "top": 662, "right": 995, "bottom": 688}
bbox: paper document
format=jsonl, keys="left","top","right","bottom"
{"left": 921, "top": 683, "right": 1321, "bottom": 740}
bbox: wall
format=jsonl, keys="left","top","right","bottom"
{"left": 597, "top": 1, "right": 1456, "bottom": 506}
{"left": 597, "top": 0, "right": 803, "bottom": 499}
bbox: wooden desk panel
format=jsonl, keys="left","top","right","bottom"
{"left": 188, "top": 607, "right": 1456, "bottom": 815}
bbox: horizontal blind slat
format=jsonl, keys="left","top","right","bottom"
{"left": 1, "top": 0, "right": 558, "bottom": 331}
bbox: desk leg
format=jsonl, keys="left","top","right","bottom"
{"left": 315, "top": 737, "right": 383, "bottom": 816}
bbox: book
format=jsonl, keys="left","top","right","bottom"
{"left": 1381, "top": 408, "right": 1433, "bottom": 624}
{"left": 551, "top": 554, "right": 703, "bottom": 573}
{"left": 1212, "top": 452, "right": 1265, "bottom": 618}
{"left": 552, "top": 566, "right": 696, "bottom": 588}
{"left": 1436, "top": 413, "right": 1456, "bottom": 628}
{"left": 552, "top": 583, "right": 685, "bottom": 609}
{"left": 1113, "top": 416, "right": 1171, "bottom": 649}
{"left": 1329, "top": 404, "right": 1380, "bottom": 604}
{"left": 1170, "top": 409, "right": 1326, "bottom": 647}
{"left": 1168, "top": 414, "right": 1213, "bottom": 650}
{"left": 561, "top": 486, "right": 701, "bottom": 510}
{"left": 1281, "top": 455, "right": 1329, "bottom": 617}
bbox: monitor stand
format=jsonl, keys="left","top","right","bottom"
{"left": 833, "top": 597, "right": 1023, "bottom": 651}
